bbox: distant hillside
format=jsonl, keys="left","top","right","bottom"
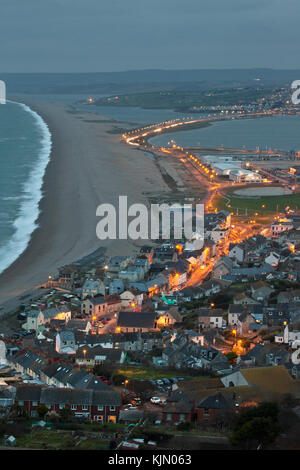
{"left": 1, "top": 69, "right": 299, "bottom": 95}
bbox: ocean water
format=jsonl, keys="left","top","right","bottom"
{"left": 149, "top": 114, "right": 300, "bottom": 152}
{"left": 0, "top": 101, "right": 51, "bottom": 275}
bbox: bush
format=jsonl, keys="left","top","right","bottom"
{"left": 37, "top": 404, "right": 49, "bottom": 418}
{"left": 177, "top": 421, "right": 193, "bottom": 431}
{"left": 112, "top": 374, "right": 127, "bottom": 386}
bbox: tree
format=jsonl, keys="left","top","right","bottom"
{"left": 225, "top": 351, "right": 237, "bottom": 363}
{"left": 37, "top": 404, "right": 49, "bottom": 418}
{"left": 230, "top": 402, "right": 281, "bottom": 449}
{"left": 59, "top": 407, "right": 73, "bottom": 423}
{"left": 231, "top": 416, "right": 281, "bottom": 449}
{"left": 112, "top": 374, "right": 127, "bottom": 386}
{"left": 177, "top": 421, "right": 192, "bottom": 431}
{"left": 93, "top": 364, "right": 113, "bottom": 380}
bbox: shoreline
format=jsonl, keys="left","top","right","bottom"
{"left": 0, "top": 100, "right": 52, "bottom": 277}
{"left": 0, "top": 99, "right": 172, "bottom": 314}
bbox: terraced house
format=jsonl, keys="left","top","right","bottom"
{"left": 15, "top": 385, "right": 122, "bottom": 422}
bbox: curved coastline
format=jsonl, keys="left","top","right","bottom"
{"left": 0, "top": 101, "right": 52, "bottom": 275}
{"left": 0, "top": 99, "right": 171, "bottom": 314}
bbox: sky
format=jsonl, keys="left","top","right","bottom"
{"left": 0, "top": 0, "right": 299, "bottom": 72}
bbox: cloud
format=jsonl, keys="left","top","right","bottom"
{"left": 0, "top": 0, "right": 299, "bottom": 71}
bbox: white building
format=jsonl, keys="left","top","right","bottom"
{"left": 265, "top": 252, "right": 280, "bottom": 267}
{"left": 229, "top": 169, "right": 262, "bottom": 183}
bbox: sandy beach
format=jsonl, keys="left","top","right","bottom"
{"left": 0, "top": 101, "right": 174, "bottom": 311}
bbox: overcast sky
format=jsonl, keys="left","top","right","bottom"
{"left": 0, "top": 0, "right": 299, "bottom": 72}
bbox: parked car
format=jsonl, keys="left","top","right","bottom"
{"left": 132, "top": 398, "right": 141, "bottom": 406}
{"left": 150, "top": 397, "right": 161, "bottom": 405}
{"left": 159, "top": 399, "right": 167, "bottom": 407}
{"left": 123, "top": 404, "right": 138, "bottom": 411}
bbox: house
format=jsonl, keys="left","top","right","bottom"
{"left": 213, "top": 256, "right": 233, "bottom": 279}
{"left": 250, "top": 281, "right": 274, "bottom": 302}
{"left": 55, "top": 329, "right": 77, "bottom": 355}
{"left": 210, "top": 227, "right": 229, "bottom": 245}
{"left": 166, "top": 261, "right": 189, "bottom": 289}
{"left": 116, "top": 311, "right": 157, "bottom": 333}
{"left": 179, "top": 286, "right": 204, "bottom": 302}
{"left": 233, "top": 293, "right": 259, "bottom": 305}
{"left": 22, "top": 310, "right": 41, "bottom": 331}
{"left": 265, "top": 252, "right": 280, "bottom": 267}
{"left": 221, "top": 366, "right": 295, "bottom": 395}
{"left": 15, "top": 385, "right": 122, "bottom": 422}
{"left": 271, "top": 219, "right": 293, "bottom": 237}
{"left": 264, "top": 305, "right": 291, "bottom": 327}
{"left": 75, "top": 345, "right": 125, "bottom": 367}
{"left": 66, "top": 319, "right": 92, "bottom": 335}
{"left": 108, "top": 279, "right": 125, "bottom": 295}
{"left": 239, "top": 344, "right": 289, "bottom": 367}
{"left": 132, "top": 257, "right": 150, "bottom": 276}
{"left": 81, "top": 296, "right": 122, "bottom": 317}
{"left": 228, "top": 305, "right": 243, "bottom": 326}
{"left": 57, "top": 265, "right": 78, "bottom": 287}
{"left": 108, "top": 256, "right": 132, "bottom": 273}
{"left": 118, "top": 267, "right": 144, "bottom": 283}
{"left": 120, "top": 289, "right": 144, "bottom": 309}
{"left": 228, "top": 244, "right": 244, "bottom": 264}
{"left": 275, "top": 325, "right": 300, "bottom": 348}
{"left": 162, "top": 338, "right": 229, "bottom": 372}
{"left": 42, "top": 306, "right": 72, "bottom": 326}
{"left": 236, "top": 312, "right": 255, "bottom": 335}
{"left": 156, "top": 307, "right": 182, "bottom": 328}
{"left": 153, "top": 246, "right": 178, "bottom": 264}
{"left": 15, "top": 384, "right": 44, "bottom": 418}
{"left": 277, "top": 289, "right": 300, "bottom": 304}
{"left": 245, "top": 304, "right": 264, "bottom": 323}
{"left": 8, "top": 351, "right": 45, "bottom": 377}
{"left": 197, "top": 308, "right": 224, "bottom": 329}
{"left": 139, "top": 246, "right": 154, "bottom": 264}
{"left": 162, "top": 401, "right": 194, "bottom": 424}
{"left": 81, "top": 279, "right": 105, "bottom": 299}
{"left": 196, "top": 392, "right": 235, "bottom": 423}
{"left": 200, "top": 280, "right": 222, "bottom": 297}
{"left": 23, "top": 306, "right": 71, "bottom": 331}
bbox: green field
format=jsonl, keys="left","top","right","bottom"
{"left": 16, "top": 429, "right": 109, "bottom": 450}
{"left": 215, "top": 189, "right": 300, "bottom": 216}
{"left": 116, "top": 366, "right": 209, "bottom": 381}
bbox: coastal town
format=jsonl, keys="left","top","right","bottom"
{"left": 1, "top": 125, "right": 300, "bottom": 450}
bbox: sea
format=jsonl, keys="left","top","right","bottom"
{"left": 1, "top": 95, "right": 300, "bottom": 277}
{"left": 0, "top": 100, "right": 51, "bottom": 275}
